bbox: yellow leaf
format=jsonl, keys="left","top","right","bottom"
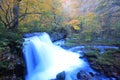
{"left": 73, "top": 25, "right": 80, "bottom": 30}
{"left": 68, "top": 20, "right": 80, "bottom": 25}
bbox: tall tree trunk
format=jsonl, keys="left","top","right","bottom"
{"left": 12, "top": 4, "right": 19, "bottom": 30}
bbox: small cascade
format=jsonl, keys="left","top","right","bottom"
{"left": 23, "top": 32, "right": 118, "bottom": 80}
{"left": 23, "top": 32, "right": 87, "bottom": 80}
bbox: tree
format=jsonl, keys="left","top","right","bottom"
{"left": 0, "top": 0, "right": 43, "bottom": 31}
{"left": 0, "top": 0, "right": 23, "bottom": 30}
{"left": 96, "top": 0, "right": 120, "bottom": 39}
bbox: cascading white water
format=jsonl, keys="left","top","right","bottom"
{"left": 23, "top": 32, "right": 94, "bottom": 80}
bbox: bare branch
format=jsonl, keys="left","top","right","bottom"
{"left": 0, "top": 16, "right": 7, "bottom": 28}
{"left": 19, "top": 7, "right": 28, "bottom": 22}
{"left": 9, "top": 12, "right": 43, "bottom": 27}
{"left": 0, "top": 0, "right": 7, "bottom": 14}
{"left": 5, "top": 2, "right": 10, "bottom": 28}
{"left": 0, "top": 0, "right": 43, "bottom": 29}
{"left": 23, "top": 12, "right": 43, "bottom": 15}
{"left": 0, "top": 5, "right": 6, "bottom": 14}
{"left": 6, "top": 1, "right": 11, "bottom": 23}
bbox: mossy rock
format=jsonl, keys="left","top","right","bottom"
{"left": 84, "top": 51, "right": 99, "bottom": 58}
{"left": 87, "top": 50, "right": 120, "bottom": 77}
{"left": 95, "top": 50, "right": 120, "bottom": 66}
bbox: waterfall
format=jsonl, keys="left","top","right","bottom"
{"left": 23, "top": 32, "right": 87, "bottom": 80}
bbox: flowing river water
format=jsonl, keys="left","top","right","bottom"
{"left": 23, "top": 32, "right": 119, "bottom": 80}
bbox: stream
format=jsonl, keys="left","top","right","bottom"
{"left": 54, "top": 40, "right": 119, "bottom": 80}
{"left": 23, "top": 32, "right": 119, "bottom": 80}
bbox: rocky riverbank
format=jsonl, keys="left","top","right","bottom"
{"left": 84, "top": 49, "right": 120, "bottom": 79}
{"left": 0, "top": 30, "right": 120, "bottom": 80}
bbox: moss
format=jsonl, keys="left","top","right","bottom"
{"left": 96, "top": 57, "right": 113, "bottom": 65}
{"left": 88, "top": 58, "right": 97, "bottom": 61}
{"left": 84, "top": 51, "right": 100, "bottom": 64}
{"left": 85, "top": 51, "right": 99, "bottom": 57}
{"left": 88, "top": 50, "right": 120, "bottom": 71}
{"left": 84, "top": 49, "right": 120, "bottom": 78}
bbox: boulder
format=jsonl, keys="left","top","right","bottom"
{"left": 56, "top": 71, "right": 66, "bottom": 80}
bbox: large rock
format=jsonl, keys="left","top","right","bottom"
{"left": 50, "top": 28, "right": 67, "bottom": 41}
{"left": 56, "top": 71, "right": 65, "bottom": 80}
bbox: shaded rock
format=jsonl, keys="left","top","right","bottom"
{"left": 76, "top": 72, "right": 81, "bottom": 79}
{"left": 50, "top": 28, "right": 67, "bottom": 42}
{"left": 56, "top": 71, "right": 65, "bottom": 80}
{"left": 76, "top": 70, "right": 92, "bottom": 80}
{"left": 14, "top": 64, "right": 24, "bottom": 77}
{"left": 89, "top": 72, "right": 94, "bottom": 77}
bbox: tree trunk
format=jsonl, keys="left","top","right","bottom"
{"left": 12, "top": 4, "right": 19, "bottom": 30}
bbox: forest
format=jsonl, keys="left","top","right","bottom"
{"left": 0, "top": 0, "right": 120, "bottom": 80}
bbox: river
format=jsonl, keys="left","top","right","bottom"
{"left": 23, "top": 32, "right": 119, "bottom": 80}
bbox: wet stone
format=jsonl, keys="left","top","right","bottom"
{"left": 56, "top": 71, "right": 65, "bottom": 80}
